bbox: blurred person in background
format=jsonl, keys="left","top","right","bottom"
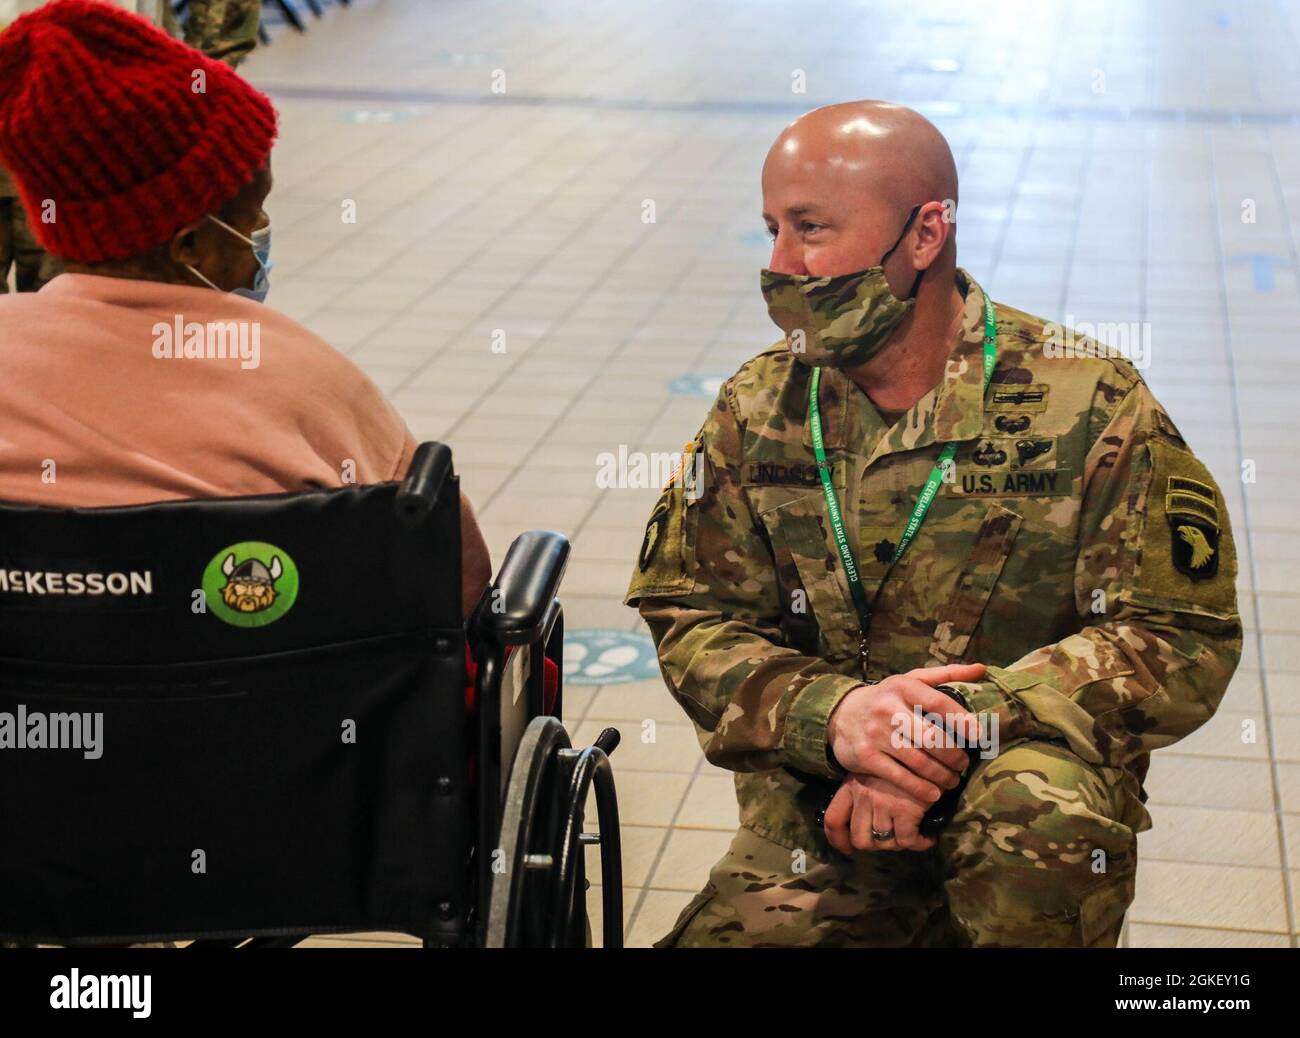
{"left": 0, "top": 0, "right": 493, "bottom": 615}
{"left": 0, "top": 0, "right": 259, "bottom": 294}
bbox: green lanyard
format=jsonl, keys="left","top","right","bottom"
{"left": 809, "top": 294, "right": 997, "bottom": 676}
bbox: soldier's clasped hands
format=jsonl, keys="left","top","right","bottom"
{"left": 824, "top": 663, "right": 986, "bottom": 853}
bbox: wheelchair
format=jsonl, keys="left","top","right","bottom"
{"left": 0, "top": 443, "right": 623, "bottom": 948}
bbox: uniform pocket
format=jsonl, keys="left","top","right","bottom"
{"left": 1078, "top": 868, "right": 1135, "bottom": 948}
{"left": 752, "top": 489, "right": 861, "bottom": 663}
{"left": 652, "top": 882, "right": 719, "bottom": 949}
{"left": 928, "top": 503, "right": 1022, "bottom": 663}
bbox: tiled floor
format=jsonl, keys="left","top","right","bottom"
{"left": 243, "top": 0, "right": 1297, "bottom": 947}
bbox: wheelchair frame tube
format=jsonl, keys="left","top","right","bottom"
{"left": 474, "top": 602, "right": 566, "bottom": 945}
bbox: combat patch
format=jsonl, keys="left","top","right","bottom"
{"left": 626, "top": 486, "right": 697, "bottom": 601}
{"left": 987, "top": 384, "right": 1049, "bottom": 413}
{"left": 639, "top": 499, "right": 670, "bottom": 571}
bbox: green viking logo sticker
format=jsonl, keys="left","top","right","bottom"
{"left": 202, "top": 541, "right": 299, "bottom": 628}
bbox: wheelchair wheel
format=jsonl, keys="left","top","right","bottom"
{"left": 485, "top": 716, "right": 623, "bottom": 948}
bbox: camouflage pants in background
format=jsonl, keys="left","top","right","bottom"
{"left": 0, "top": 166, "right": 60, "bottom": 293}
{"left": 660, "top": 740, "right": 1140, "bottom": 948}
{"left": 163, "top": 0, "right": 261, "bottom": 67}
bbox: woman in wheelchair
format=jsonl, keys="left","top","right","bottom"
{"left": 0, "top": 3, "right": 624, "bottom": 951}
{"left": 0, "top": 0, "right": 491, "bottom": 618}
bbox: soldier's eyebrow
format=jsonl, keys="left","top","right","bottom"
{"left": 762, "top": 204, "right": 831, "bottom": 224}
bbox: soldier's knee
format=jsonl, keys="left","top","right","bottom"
{"left": 939, "top": 741, "right": 1136, "bottom": 946}
{"left": 945, "top": 740, "right": 1135, "bottom": 883}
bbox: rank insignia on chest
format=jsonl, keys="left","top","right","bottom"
{"left": 1166, "top": 475, "right": 1220, "bottom": 579}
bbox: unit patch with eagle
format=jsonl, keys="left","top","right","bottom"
{"left": 1167, "top": 475, "right": 1220, "bottom": 580}
{"left": 1137, "top": 437, "right": 1236, "bottom": 612}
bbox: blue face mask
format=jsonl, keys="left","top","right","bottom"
{"left": 185, "top": 214, "right": 272, "bottom": 303}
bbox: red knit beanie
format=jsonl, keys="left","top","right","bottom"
{"left": 0, "top": 0, "right": 278, "bottom": 262}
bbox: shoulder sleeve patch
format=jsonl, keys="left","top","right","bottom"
{"left": 1133, "top": 438, "right": 1236, "bottom": 616}
{"left": 625, "top": 483, "right": 699, "bottom": 604}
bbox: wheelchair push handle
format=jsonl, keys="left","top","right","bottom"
{"left": 396, "top": 441, "right": 455, "bottom": 528}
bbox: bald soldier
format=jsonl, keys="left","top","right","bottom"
{"left": 625, "top": 101, "right": 1240, "bottom": 948}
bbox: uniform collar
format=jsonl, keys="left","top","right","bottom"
{"left": 801, "top": 268, "right": 995, "bottom": 462}
{"left": 925, "top": 267, "right": 994, "bottom": 446}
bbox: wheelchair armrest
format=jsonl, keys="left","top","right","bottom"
{"left": 396, "top": 441, "right": 455, "bottom": 528}
{"left": 480, "top": 530, "right": 570, "bottom": 646}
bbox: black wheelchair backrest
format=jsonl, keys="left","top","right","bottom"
{"left": 0, "top": 446, "right": 470, "bottom": 944}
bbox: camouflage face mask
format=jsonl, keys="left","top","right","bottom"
{"left": 761, "top": 204, "right": 924, "bottom": 369}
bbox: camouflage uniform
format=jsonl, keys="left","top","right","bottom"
{"left": 1, "top": 2, "right": 259, "bottom": 67}
{"left": 163, "top": 0, "right": 260, "bottom": 67}
{"left": 625, "top": 269, "right": 1241, "bottom": 947}
{"left": 0, "top": 162, "right": 57, "bottom": 293}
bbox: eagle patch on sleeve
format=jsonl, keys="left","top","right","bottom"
{"left": 1135, "top": 438, "right": 1236, "bottom": 614}
{"left": 1167, "top": 475, "right": 1219, "bottom": 579}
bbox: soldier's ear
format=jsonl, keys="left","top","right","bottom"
{"left": 913, "top": 201, "right": 952, "bottom": 269}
